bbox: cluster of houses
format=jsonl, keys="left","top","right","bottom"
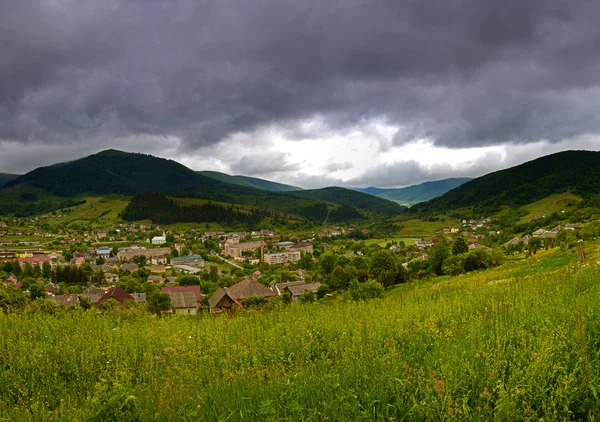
{"left": 503, "top": 223, "right": 581, "bottom": 249}
{"left": 3, "top": 271, "right": 321, "bottom": 314}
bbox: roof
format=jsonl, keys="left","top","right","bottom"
{"left": 162, "top": 286, "right": 202, "bottom": 302}
{"left": 121, "top": 263, "right": 139, "bottom": 271}
{"left": 82, "top": 285, "right": 104, "bottom": 295}
{"left": 130, "top": 293, "right": 147, "bottom": 302}
{"left": 173, "top": 265, "right": 202, "bottom": 274}
{"left": 227, "top": 277, "right": 277, "bottom": 301}
{"left": 169, "top": 291, "right": 197, "bottom": 309}
{"left": 208, "top": 287, "right": 231, "bottom": 309}
{"left": 49, "top": 294, "right": 80, "bottom": 306}
{"left": 97, "top": 286, "right": 134, "bottom": 304}
{"left": 273, "top": 280, "right": 306, "bottom": 295}
{"left": 285, "top": 282, "right": 321, "bottom": 296}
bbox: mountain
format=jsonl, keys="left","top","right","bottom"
{"left": 411, "top": 150, "right": 600, "bottom": 216}
{"left": 198, "top": 171, "right": 302, "bottom": 192}
{"left": 352, "top": 178, "right": 472, "bottom": 206}
{"left": 0, "top": 149, "right": 404, "bottom": 220}
{"left": 0, "top": 173, "right": 19, "bottom": 187}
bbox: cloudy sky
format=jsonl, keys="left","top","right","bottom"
{"left": 2, "top": 0, "right": 600, "bottom": 188}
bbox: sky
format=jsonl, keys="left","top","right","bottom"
{"left": 1, "top": 0, "right": 600, "bottom": 189}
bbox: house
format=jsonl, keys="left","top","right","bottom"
{"left": 224, "top": 241, "right": 263, "bottom": 258}
{"left": 565, "top": 224, "right": 581, "bottom": 230}
{"left": 96, "top": 286, "right": 134, "bottom": 305}
{"left": 263, "top": 251, "right": 301, "bottom": 265}
{"left": 83, "top": 285, "right": 104, "bottom": 296}
{"left": 121, "top": 263, "right": 139, "bottom": 272}
{"left": 130, "top": 293, "right": 147, "bottom": 302}
{"left": 283, "top": 282, "right": 321, "bottom": 302}
{"left": 4, "top": 275, "right": 19, "bottom": 287}
{"left": 152, "top": 232, "right": 167, "bottom": 245}
{"left": 467, "top": 236, "right": 478, "bottom": 243}
{"left": 169, "top": 291, "right": 198, "bottom": 315}
{"left": 97, "top": 247, "right": 111, "bottom": 258}
{"left": 390, "top": 245, "right": 401, "bottom": 252}
{"left": 414, "top": 240, "right": 433, "bottom": 249}
{"left": 272, "top": 280, "right": 306, "bottom": 295}
{"left": 151, "top": 256, "right": 168, "bottom": 266}
{"left": 521, "top": 235, "right": 532, "bottom": 245}
{"left": 162, "top": 286, "right": 202, "bottom": 307}
{"left": 44, "top": 282, "right": 59, "bottom": 293}
{"left": 49, "top": 294, "right": 80, "bottom": 307}
{"left": 468, "top": 243, "right": 492, "bottom": 252}
{"left": 173, "top": 264, "right": 202, "bottom": 274}
{"left": 208, "top": 277, "right": 276, "bottom": 311}
{"left": 148, "top": 265, "right": 167, "bottom": 274}
{"left": 503, "top": 237, "right": 521, "bottom": 248}
{"left": 75, "top": 257, "right": 86, "bottom": 267}
{"left": 97, "top": 230, "right": 107, "bottom": 239}
{"left": 532, "top": 229, "right": 546, "bottom": 237}
{"left": 252, "top": 270, "right": 262, "bottom": 279}
{"left": 148, "top": 275, "right": 164, "bottom": 284}
{"left": 541, "top": 230, "right": 558, "bottom": 239}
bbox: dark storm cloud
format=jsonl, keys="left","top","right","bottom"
{"left": 1, "top": 0, "right": 600, "bottom": 163}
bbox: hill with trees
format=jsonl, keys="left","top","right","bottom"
{"left": 411, "top": 150, "right": 600, "bottom": 216}
{"left": 198, "top": 171, "right": 301, "bottom": 192}
{"left": 352, "top": 178, "right": 472, "bottom": 206}
{"left": 0, "top": 149, "right": 404, "bottom": 220}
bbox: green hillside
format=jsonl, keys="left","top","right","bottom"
{"left": 198, "top": 171, "right": 301, "bottom": 192}
{"left": 411, "top": 150, "right": 600, "bottom": 216}
{"left": 0, "top": 150, "right": 403, "bottom": 221}
{"left": 0, "top": 173, "right": 19, "bottom": 187}
{"left": 352, "top": 178, "right": 472, "bottom": 206}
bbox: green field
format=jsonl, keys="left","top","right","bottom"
{"left": 1, "top": 244, "right": 598, "bottom": 420}
{"left": 517, "top": 192, "right": 582, "bottom": 223}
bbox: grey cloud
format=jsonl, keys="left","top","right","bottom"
{"left": 231, "top": 152, "right": 299, "bottom": 176}
{"left": 1, "top": 0, "right": 600, "bottom": 165}
{"left": 323, "top": 161, "right": 353, "bottom": 172}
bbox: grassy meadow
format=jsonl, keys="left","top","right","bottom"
{"left": 2, "top": 251, "right": 600, "bottom": 420}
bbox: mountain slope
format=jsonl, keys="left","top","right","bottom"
{"left": 0, "top": 173, "right": 19, "bottom": 187}
{"left": 412, "top": 150, "right": 600, "bottom": 215}
{"left": 3, "top": 150, "right": 253, "bottom": 197}
{"left": 0, "top": 149, "right": 403, "bottom": 220}
{"left": 352, "top": 178, "right": 472, "bottom": 206}
{"left": 198, "top": 171, "right": 301, "bottom": 191}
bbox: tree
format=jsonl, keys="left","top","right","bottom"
{"left": 329, "top": 265, "right": 357, "bottom": 291}
{"left": 148, "top": 291, "right": 172, "bottom": 316}
{"left": 29, "top": 283, "right": 46, "bottom": 300}
{"left": 298, "top": 291, "right": 315, "bottom": 304}
{"left": 319, "top": 254, "right": 338, "bottom": 275}
{"left": 349, "top": 279, "right": 384, "bottom": 301}
{"left": 369, "top": 250, "right": 398, "bottom": 287}
{"left": 42, "top": 261, "right": 52, "bottom": 279}
{"left": 427, "top": 244, "right": 451, "bottom": 276}
{"left": 316, "top": 284, "right": 330, "bottom": 299}
{"left": 177, "top": 275, "right": 200, "bottom": 286}
{"left": 209, "top": 266, "right": 219, "bottom": 283}
{"left": 452, "top": 236, "right": 469, "bottom": 255}
{"left": 528, "top": 237, "right": 542, "bottom": 254}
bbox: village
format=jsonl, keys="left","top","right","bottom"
{"left": 0, "top": 210, "right": 588, "bottom": 315}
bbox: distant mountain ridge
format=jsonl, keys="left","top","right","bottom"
{"left": 197, "top": 171, "right": 302, "bottom": 192}
{"left": 412, "top": 150, "right": 600, "bottom": 216}
{"left": 352, "top": 178, "right": 472, "bottom": 206}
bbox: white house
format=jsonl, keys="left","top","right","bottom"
{"left": 152, "top": 232, "right": 167, "bottom": 245}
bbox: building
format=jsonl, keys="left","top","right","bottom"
{"left": 148, "top": 265, "right": 168, "bottom": 274}
{"left": 284, "top": 282, "right": 322, "bottom": 302}
{"left": 173, "top": 264, "right": 202, "bottom": 274}
{"left": 148, "top": 275, "right": 164, "bottom": 284}
{"left": 208, "top": 277, "right": 276, "bottom": 311}
{"left": 162, "top": 286, "right": 202, "bottom": 307}
{"left": 171, "top": 255, "right": 205, "bottom": 267}
{"left": 290, "top": 242, "right": 313, "bottom": 254}
{"left": 168, "top": 291, "right": 198, "bottom": 315}
{"left": 264, "top": 251, "right": 301, "bottom": 265}
{"left": 152, "top": 232, "right": 167, "bottom": 245}
{"left": 224, "top": 241, "right": 263, "bottom": 258}
{"left": 96, "top": 286, "right": 134, "bottom": 305}
{"left": 117, "top": 247, "right": 171, "bottom": 261}
{"left": 97, "top": 247, "right": 111, "bottom": 258}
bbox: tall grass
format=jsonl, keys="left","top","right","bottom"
{"left": 1, "top": 263, "right": 599, "bottom": 420}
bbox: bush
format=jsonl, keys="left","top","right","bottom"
{"left": 298, "top": 291, "right": 315, "bottom": 304}
{"left": 242, "top": 295, "right": 268, "bottom": 310}
{"left": 349, "top": 279, "right": 384, "bottom": 301}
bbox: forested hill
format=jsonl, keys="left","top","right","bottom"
{"left": 352, "top": 178, "right": 472, "bottom": 206}
{"left": 1, "top": 149, "right": 260, "bottom": 197}
{"left": 411, "top": 150, "right": 600, "bottom": 216}
{"left": 283, "top": 187, "right": 406, "bottom": 216}
{"left": 0, "top": 173, "right": 19, "bottom": 187}
{"left": 198, "top": 171, "right": 301, "bottom": 192}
